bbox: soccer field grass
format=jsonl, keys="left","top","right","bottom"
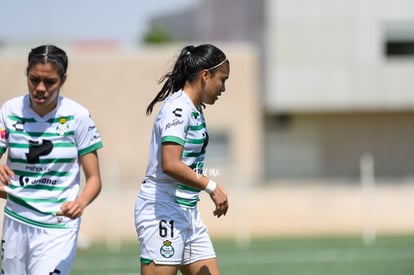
{"left": 71, "top": 234, "right": 414, "bottom": 275}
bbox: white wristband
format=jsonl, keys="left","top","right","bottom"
{"left": 204, "top": 179, "right": 217, "bottom": 194}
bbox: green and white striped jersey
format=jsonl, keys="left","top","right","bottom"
{"left": 140, "top": 90, "right": 208, "bottom": 207}
{"left": 0, "top": 95, "right": 103, "bottom": 229}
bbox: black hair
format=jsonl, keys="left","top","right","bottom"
{"left": 26, "top": 45, "right": 68, "bottom": 80}
{"left": 146, "top": 44, "right": 227, "bottom": 115}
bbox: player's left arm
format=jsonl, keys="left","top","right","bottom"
{"left": 59, "top": 151, "right": 102, "bottom": 219}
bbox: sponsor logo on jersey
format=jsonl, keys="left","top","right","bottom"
{"left": 12, "top": 121, "right": 24, "bottom": 132}
{"left": 165, "top": 119, "right": 184, "bottom": 130}
{"left": 201, "top": 131, "right": 209, "bottom": 152}
{"left": 25, "top": 166, "right": 49, "bottom": 172}
{"left": 0, "top": 128, "right": 7, "bottom": 140}
{"left": 172, "top": 108, "right": 183, "bottom": 117}
{"left": 26, "top": 140, "right": 53, "bottom": 163}
{"left": 160, "top": 240, "right": 175, "bottom": 258}
{"left": 19, "top": 176, "right": 30, "bottom": 187}
{"left": 91, "top": 134, "right": 101, "bottom": 142}
{"left": 19, "top": 176, "right": 58, "bottom": 187}
{"left": 49, "top": 268, "right": 62, "bottom": 275}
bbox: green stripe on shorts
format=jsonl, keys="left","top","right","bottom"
{"left": 141, "top": 257, "right": 153, "bottom": 264}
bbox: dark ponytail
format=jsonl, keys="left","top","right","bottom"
{"left": 146, "top": 44, "right": 227, "bottom": 115}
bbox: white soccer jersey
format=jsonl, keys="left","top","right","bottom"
{"left": 140, "top": 90, "right": 208, "bottom": 207}
{"left": 0, "top": 95, "right": 103, "bottom": 229}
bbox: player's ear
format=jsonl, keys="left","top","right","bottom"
{"left": 60, "top": 73, "right": 67, "bottom": 86}
{"left": 200, "top": 69, "right": 210, "bottom": 81}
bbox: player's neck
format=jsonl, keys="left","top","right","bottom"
{"left": 182, "top": 86, "right": 201, "bottom": 108}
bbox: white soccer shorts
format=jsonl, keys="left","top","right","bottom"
{"left": 134, "top": 196, "right": 216, "bottom": 265}
{"left": 1, "top": 215, "right": 78, "bottom": 275}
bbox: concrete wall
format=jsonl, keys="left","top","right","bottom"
{"left": 265, "top": 0, "right": 414, "bottom": 111}
{"left": 265, "top": 112, "right": 414, "bottom": 179}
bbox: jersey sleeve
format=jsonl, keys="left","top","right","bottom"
{"left": 75, "top": 112, "right": 103, "bottom": 156}
{"left": 158, "top": 103, "right": 190, "bottom": 146}
{"left": 0, "top": 105, "right": 8, "bottom": 154}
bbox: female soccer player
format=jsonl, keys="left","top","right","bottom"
{"left": 0, "top": 45, "right": 103, "bottom": 274}
{"left": 134, "top": 44, "right": 230, "bottom": 275}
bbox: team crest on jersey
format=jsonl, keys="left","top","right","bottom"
{"left": 191, "top": 112, "right": 200, "bottom": 120}
{"left": 160, "top": 240, "right": 175, "bottom": 258}
{"left": 56, "top": 117, "right": 69, "bottom": 136}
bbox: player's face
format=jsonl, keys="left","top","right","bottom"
{"left": 201, "top": 62, "right": 230, "bottom": 105}
{"left": 27, "top": 63, "right": 66, "bottom": 116}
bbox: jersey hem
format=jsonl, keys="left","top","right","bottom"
{"left": 4, "top": 208, "right": 78, "bottom": 230}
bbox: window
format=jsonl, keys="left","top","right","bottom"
{"left": 384, "top": 22, "right": 414, "bottom": 57}
{"left": 206, "top": 131, "right": 230, "bottom": 164}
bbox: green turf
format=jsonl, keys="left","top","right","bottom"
{"left": 69, "top": 234, "right": 414, "bottom": 274}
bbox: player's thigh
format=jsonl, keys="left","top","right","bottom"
{"left": 29, "top": 227, "right": 77, "bottom": 275}
{"left": 135, "top": 197, "right": 190, "bottom": 264}
{"left": 180, "top": 258, "right": 220, "bottom": 275}
{"left": 181, "top": 208, "right": 216, "bottom": 265}
{"left": 141, "top": 261, "right": 178, "bottom": 275}
{"left": 1, "top": 216, "right": 28, "bottom": 275}
{"left": 30, "top": 257, "right": 73, "bottom": 275}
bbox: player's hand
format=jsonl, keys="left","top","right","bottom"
{"left": 0, "top": 164, "right": 14, "bottom": 186}
{"left": 57, "top": 199, "right": 86, "bottom": 219}
{"left": 0, "top": 184, "right": 7, "bottom": 199}
{"left": 209, "top": 184, "right": 229, "bottom": 218}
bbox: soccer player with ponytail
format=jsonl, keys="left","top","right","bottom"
{"left": 135, "top": 44, "right": 230, "bottom": 275}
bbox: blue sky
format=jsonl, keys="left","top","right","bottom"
{"left": 0, "top": 0, "right": 195, "bottom": 46}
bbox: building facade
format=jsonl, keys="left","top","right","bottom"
{"left": 150, "top": 0, "right": 414, "bottom": 180}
